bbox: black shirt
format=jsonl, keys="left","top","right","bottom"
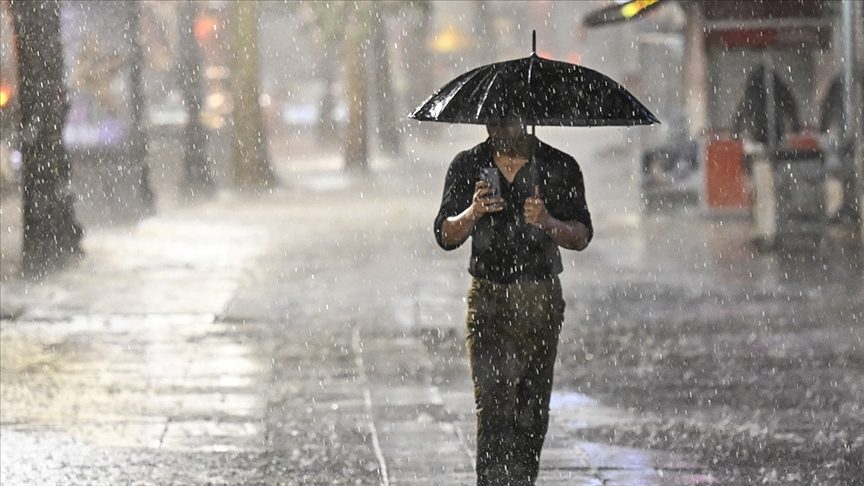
{"left": 434, "top": 138, "right": 593, "bottom": 284}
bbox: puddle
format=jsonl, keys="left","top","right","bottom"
{"left": 550, "top": 391, "right": 598, "bottom": 409}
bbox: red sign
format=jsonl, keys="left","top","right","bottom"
{"left": 706, "top": 26, "right": 831, "bottom": 50}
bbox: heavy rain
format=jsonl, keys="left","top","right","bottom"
{"left": 0, "top": 1, "right": 862, "bottom": 485}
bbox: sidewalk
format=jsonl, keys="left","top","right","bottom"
{"left": 2, "top": 130, "right": 862, "bottom": 484}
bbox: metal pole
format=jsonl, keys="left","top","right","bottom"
{"left": 842, "top": 0, "right": 864, "bottom": 242}
{"left": 530, "top": 31, "right": 538, "bottom": 189}
{"left": 684, "top": 4, "right": 707, "bottom": 140}
{"left": 842, "top": 1, "right": 855, "bottom": 144}
{"left": 757, "top": 52, "right": 779, "bottom": 247}
{"left": 763, "top": 53, "right": 777, "bottom": 151}
{"left": 857, "top": 0, "right": 864, "bottom": 243}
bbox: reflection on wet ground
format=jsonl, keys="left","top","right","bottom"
{"left": 551, "top": 204, "right": 862, "bottom": 484}
{"left": 1, "top": 129, "right": 861, "bottom": 484}
{"left": 1, "top": 314, "right": 264, "bottom": 449}
{"left": 1, "top": 209, "right": 274, "bottom": 484}
{"left": 419, "top": 329, "right": 718, "bottom": 484}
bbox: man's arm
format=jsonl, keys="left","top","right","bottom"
{"left": 524, "top": 186, "right": 591, "bottom": 251}
{"left": 535, "top": 216, "right": 592, "bottom": 251}
{"left": 440, "top": 207, "right": 479, "bottom": 248}
{"left": 440, "top": 181, "right": 502, "bottom": 247}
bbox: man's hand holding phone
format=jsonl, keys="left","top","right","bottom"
{"left": 475, "top": 168, "right": 504, "bottom": 215}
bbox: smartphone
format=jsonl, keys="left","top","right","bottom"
{"left": 479, "top": 167, "right": 502, "bottom": 209}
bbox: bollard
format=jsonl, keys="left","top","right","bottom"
{"left": 751, "top": 150, "right": 776, "bottom": 247}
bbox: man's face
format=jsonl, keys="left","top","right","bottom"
{"left": 486, "top": 117, "right": 528, "bottom": 154}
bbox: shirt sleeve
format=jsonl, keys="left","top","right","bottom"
{"left": 434, "top": 151, "right": 474, "bottom": 251}
{"left": 565, "top": 164, "right": 594, "bottom": 242}
{"left": 542, "top": 152, "right": 593, "bottom": 243}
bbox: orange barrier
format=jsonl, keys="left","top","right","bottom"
{"left": 787, "top": 134, "right": 820, "bottom": 150}
{"left": 705, "top": 139, "right": 750, "bottom": 209}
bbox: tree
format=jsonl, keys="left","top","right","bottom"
{"left": 179, "top": 0, "right": 214, "bottom": 197}
{"left": 401, "top": 2, "right": 436, "bottom": 139}
{"left": 372, "top": 8, "right": 402, "bottom": 157}
{"left": 294, "top": 2, "right": 345, "bottom": 148}
{"left": 301, "top": 2, "right": 423, "bottom": 170}
{"left": 342, "top": 2, "right": 372, "bottom": 172}
{"left": 230, "top": 0, "right": 275, "bottom": 191}
{"left": 10, "top": 0, "right": 83, "bottom": 278}
{"left": 127, "top": 0, "right": 156, "bottom": 212}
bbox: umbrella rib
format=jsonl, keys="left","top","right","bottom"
{"left": 474, "top": 70, "right": 502, "bottom": 121}
{"left": 432, "top": 77, "right": 473, "bottom": 119}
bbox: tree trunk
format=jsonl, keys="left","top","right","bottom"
{"left": 128, "top": 0, "right": 156, "bottom": 211}
{"left": 316, "top": 43, "right": 339, "bottom": 148}
{"left": 230, "top": 0, "right": 275, "bottom": 191}
{"left": 10, "top": 0, "right": 83, "bottom": 278}
{"left": 473, "top": 1, "right": 496, "bottom": 65}
{"left": 342, "top": 4, "right": 370, "bottom": 172}
{"left": 179, "top": 0, "right": 214, "bottom": 197}
{"left": 403, "top": 3, "right": 436, "bottom": 140}
{"left": 372, "top": 11, "right": 402, "bottom": 157}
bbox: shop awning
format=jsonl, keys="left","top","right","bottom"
{"left": 583, "top": 0, "right": 666, "bottom": 28}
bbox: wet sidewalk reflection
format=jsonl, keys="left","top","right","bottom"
{"left": 1, "top": 130, "right": 861, "bottom": 484}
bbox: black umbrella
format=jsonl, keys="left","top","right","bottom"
{"left": 409, "top": 33, "right": 659, "bottom": 127}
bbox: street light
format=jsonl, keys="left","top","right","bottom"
{"left": 0, "top": 84, "right": 10, "bottom": 108}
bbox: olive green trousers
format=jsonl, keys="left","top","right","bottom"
{"left": 465, "top": 276, "right": 565, "bottom": 486}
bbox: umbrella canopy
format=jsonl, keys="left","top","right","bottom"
{"left": 409, "top": 49, "right": 659, "bottom": 127}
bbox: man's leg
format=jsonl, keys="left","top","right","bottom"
{"left": 511, "top": 278, "right": 565, "bottom": 484}
{"left": 466, "top": 279, "right": 521, "bottom": 486}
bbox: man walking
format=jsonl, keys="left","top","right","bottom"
{"left": 434, "top": 116, "right": 593, "bottom": 485}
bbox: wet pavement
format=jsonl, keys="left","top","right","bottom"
{"left": 1, "top": 128, "right": 863, "bottom": 485}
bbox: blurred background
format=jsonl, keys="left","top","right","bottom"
{"left": 1, "top": 4, "right": 862, "bottom": 483}
{"left": 0, "top": 0, "right": 862, "bottom": 274}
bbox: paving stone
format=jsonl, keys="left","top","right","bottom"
{"left": 536, "top": 469, "right": 604, "bottom": 485}
{"left": 440, "top": 388, "right": 474, "bottom": 407}
{"left": 150, "top": 393, "right": 261, "bottom": 418}
{"left": 155, "top": 374, "right": 256, "bottom": 389}
{"left": 160, "top": 420, "right": 262, "bottom": 452}
{"left": 548, "top": 401, "right": 637, "bottom": 430}
{"left": 379, "top": 420, "right": 474, "bottom": 480}
{"left": 599, "top": 468, "right": 660, "bottom": 485}
{"left": 390, "top": 471, "right": 476, "bottom": 485}
{"left": 65, "top": 420, "right": 166, "bottom": 449}
{"left": 540, "top": 446, "right": 593, "bottom": 470}
{"left": 370, "top": 384, "right": 443, "bottom": 407}
{"left": 578, "top": 441, "right": 656, "bottom": 470}
{"left": 652, "top": 470, "right": 718, "bottom": 485}
{"left": 187, "top": 357, "right": 264, "bottom": 377}
{"left": 361, "top": 336, "right": 434, "bottom": 383}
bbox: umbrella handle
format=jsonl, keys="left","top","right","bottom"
{"left": 529, "top": 127, "right": 538, "bottom": 189}
{"left": 527, "top": 135, "right": 545, "bottom": 240}
{"left": 532, "top": 30, "right": 536, "bottom": 54}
